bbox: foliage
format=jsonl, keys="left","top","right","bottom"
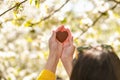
{"left": 0, "top": 0, "right": 120, "bottom": 80}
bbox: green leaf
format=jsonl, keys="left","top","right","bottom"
{"left": 12, "top": 17, "right": 25, "bottom": 26}
{"left": 29, "top": 0, "right": 33, "bottom": 4}
{"left": 113, "top": 12, "right": 120, "bottom": 18}
{"left": 0, "top": 23, "right": 2, "bottom": 28}
{"left": 26, "top": 36, "right": 33, "bottom": 42}
{"left": 24, "top": 20, "right": 33, "bottom": 27}
{"left": 13, "top": 11, "right": 18, "bottom": 19}
{"left": 35, "top": 0, "right": 40, "bottom": 8}
{"left": 61, "top": 18, "right": 67, "bottom": 24}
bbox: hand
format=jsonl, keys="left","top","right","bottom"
{"left": 62, "top": 37, "right": 75, "bottom": 61}
{"left": 45, "top": 31, "right": 63, "bottom": 73}
{"left": 49, "top": 31, "right": 63, "bottom": 58}
{"left": 61, "top": 33, "right": 75, "bottom": 76}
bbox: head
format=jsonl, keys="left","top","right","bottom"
{"left": 71, "top": 44, "right": 120, "bottom": 80}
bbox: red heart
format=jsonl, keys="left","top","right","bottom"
{"left": 56, "top": 31, "right": 68, "bottom": 43}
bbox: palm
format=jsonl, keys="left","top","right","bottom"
{"left": 61, "top": 38, "right": 75, "bottom": 61}
{"left": 61, "top": 37, "right": 75, "bottom": 76}
{"left": 49, "top": 31, "right": 63, "bottom": 58}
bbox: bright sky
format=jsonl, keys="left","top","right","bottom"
{"left": 59, "top": 0, "right": 95, "bottom": 17}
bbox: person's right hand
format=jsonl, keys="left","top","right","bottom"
{"left": 61, "top": 29, "right": 75, "bottom": 76}
{"left": 61, "top": 37, "right": 75, "bottom": 62}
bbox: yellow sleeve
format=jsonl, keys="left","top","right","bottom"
{"left": 37, "top": 69, "right": 56, "bottom": 80}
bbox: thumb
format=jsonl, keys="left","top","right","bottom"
{"left": 51, "top": 31, "right": 56, "bottom": 39}
{"left": 70, "top": 36, "right": 73, "bottom": 45}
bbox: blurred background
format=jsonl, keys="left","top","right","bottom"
{"left": 0, "top": 0, "right": 120, "bottom": 80}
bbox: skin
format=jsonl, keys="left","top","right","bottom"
{"left": 45, "top": 31, "right": 63, "bottom": 73}
{"left": 45, "top": 30, "right": 75, "bottom": 77}
{"left": 61, "top": 36, "right": 75, "bottom": 76}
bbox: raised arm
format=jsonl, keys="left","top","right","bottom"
{"left": 45, "top": 31, "right": 63, "bottom": 72}
{"left": 37, "top": 31, "right": 63, "bottom": 80}
{"left": 61, "top": 30, "right": 75, "bottom": 77}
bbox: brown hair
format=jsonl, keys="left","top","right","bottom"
{"left": 70, "top": 45, "right": 120, "bottom": 80}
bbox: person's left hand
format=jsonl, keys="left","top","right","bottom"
{"left": 45, "top": 31, "right": 63, "bottom": 73}
{"left": 49, "top": 31, "right": 63, "bottom": 58}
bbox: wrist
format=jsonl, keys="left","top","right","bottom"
{"left": 45, "top": 53, "right": 59, "bottom": 73}
{"left": 50, "top": 52, "right": 60, "bottom": 60}
{"left": 48, "top": 53, "right": 59, "bottom": 63}
{"left": 61, "top": 56, "right": 73, "bottom": 63}
{"left": 61, "top": 58, "right": 73, "bottom": 76}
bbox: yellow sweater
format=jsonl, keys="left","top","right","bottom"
{"left": 37, "top": 69, "right": 56, "bottom": 80}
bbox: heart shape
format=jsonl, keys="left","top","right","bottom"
{"left": 56, "top": 31, "right": 68, "bottom": 43}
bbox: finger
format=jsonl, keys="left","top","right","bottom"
{"left": 64, "top": 39, "right": 70, "bottom": 47}
{"left": 51, "top": 30, "right": 56, "bottom": 40}
{"left": 53, "top": 31, "right": 56, "bottom": 38}
{"left": 66, "top": 28, "right": 72, "bottom": 38}
{"left": 70, "top": 36, "right": 73, "bottom": 45}
{"left": 62, "top": 28, "right": 70, "bottom": 43}
{"left": 63, "top": 42, "right": 69, "bottom": 47}
{"left": 56, "top": 25, "right": 64, "bottom": 31}
{"left": 57, "top": 40, "right": 63, "bottom": 46}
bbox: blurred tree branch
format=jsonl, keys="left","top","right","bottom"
{"left": 23, "top": 0, "right": 70, "bottom": 27}
{"left": 0, "top": 0, "right": 70, "bottom": 27}
{"left": 0, "top": 0, "right": 27, "bottom": 17}
{"left": 34, "top": 0, "right": 70, "bottom": 25}
{"left": 41, "top": 0, "right": 70, "bottom": 21}
{"left": 108, "top": 0, "right": 120, "bottom": 4}
{"left": 79, "top": 2, "right": 119, "bottom": 36}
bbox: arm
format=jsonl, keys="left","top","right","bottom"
{"left": 37, "top": 31, "right": 63, "bottom": 80}
{"left": 61, "top": 36, "right": 75, "bottom": 77}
